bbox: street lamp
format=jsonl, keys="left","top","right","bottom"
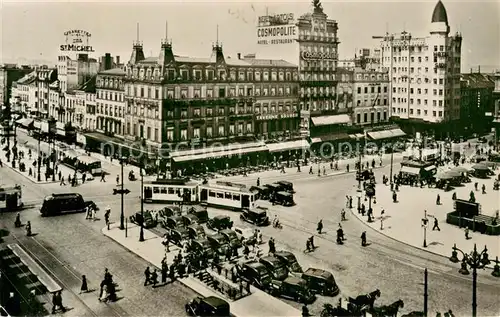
{"left": 37, "top": 132, "right": 41, "bottom": 182}
{"left": 421, "top": 210, "right": 429, "bottom": 247}
{"left": 357, "top": 136, "right": 362, "bottom": 191}
{"left": 119, "top": 157, "right": 125, "bottom": 230}
{"left": 449, "top": 243, "right": 494, "bottom": 317}
{"left": 139, "top": 166, "right": 145, "bottom": 242}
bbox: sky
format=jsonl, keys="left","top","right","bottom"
{"left": 0, "top": 0, "right": 499, "bottom": 72}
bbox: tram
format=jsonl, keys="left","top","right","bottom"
{"left": 0, "top": 184, "right": 23, "bottom": 211}
{"left": 199, "top": 181, "right": 256, "bottom": 211}
{"left": 143, "top": 178, "right": 198, "bottom": 203}
{"left": 76, "top": 155, "right": 103, "bottom": 175}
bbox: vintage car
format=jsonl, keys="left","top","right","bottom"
{"left": 189, "top": 238, "right": 215, "bottom": 258}
{"left": 233, "top": 226, "right": 257, "bottom": 245}
{"left": 274, "top": 251, "right": 303, "bottom": 274}
{"left": 301, "top": 268, "right": 340, "bottom": 296}
{"left": 187, "top": 224, "right": 206, "bottom": 240}
{"left": 163, "top": 215, "right": 184, "bottom": 229}
{"left": 271, "top": 191, "right": 294, "bottom": 207}
{"left": 188, "top": 205, "right": 209, "bottom": 223}
{"left": 236, "top": 261, "right": 272, "bottom": 289}
{"left": 207, "top": 233, "right": 232, "bottom": 256}
{"left": 156, "top": 207, "right": 174, "bottom": 224}
{"left": 185, "top": 296, "right": 230, "bottom": 317}
{"left": 207, "top": 215, "right": 233, "bottom": 231}
{"left": 219, "top": 229, "right": 243, "bottom": 249}
{"left": 240, "top": 208, "right": 270, "bottom": 226}
{"left": 268, "top": 276, "right": 316, "bottom": 304}
{"left": 182, "top": 214, "right": 200, "bottom": 226}
{"left": 129, "top": 210, "right": 157, "bottom": 228}
{"left": 276, "top": 181, "right": 294, "bottom": 193}
{"left": 249, "top": 186, "right": 271, "bottom": 200}
{"left": 264, "top": 183, "right": 281, "bottom": 196}
{"left": 259, "top": 255, "right": 289, "bottom": 281}
{"left": 168, "top": 227, "right": 189, "bottom": 246}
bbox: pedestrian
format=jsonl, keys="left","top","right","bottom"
{"left": 55, "top": 291, "right": 66, "bottom": 313}
{"left": 59, "top": 176, "right": 65, "bottom": 186}
{"left": 51, "top": 292, "right": 58, "bottom": 314}
{"left": 85, "top": 205, "right": 93, "bottom": 220}
{"left": 432, "top": 218, "right": 441, "bottom": 231}
{"left": 68, "top": 174, "right": 72, "bottom": 184}
{"left": 82, "top": 173, "right": 86, "bottom": 184}
{"left": 317, "top": 220, "right": 323, "bottom": 234}
{"left": 144, "top": 266, "right": 151, "bottom": 286}
{"left": 161, "top": 263, "right": 168, "bottom": 284}
{"left": 341, "top": 209, "right": 346, "bottom": 221}
{"left": 452, "top": 192, "right": 457, "bottom": 200}
{"left": 116, "top": 174, "right": 120, "bottom": 185}
{"left": 100, "top": 173, "right": 106, "bottom": 182}
{"left": 481, "top": 184, "right": 486, "bottom": 194}
{"left": 58, "top": 171, "right": 62, "bottom": 181}
{"left": 104, "top": 208, "right": 110, "bottom": 226}
{"left": 464, "top": 227, "right": 470, "bottom": 239}
{"left": 349, "top": 196, "right": 353, "bottom": 208}
{"left": 25, "top": 221, "right": 32, "bottom": 236}
{"left": 436, "top": 194, "right": 441, "bottom": 205}
{"left": 346, "top": 164, "right": 349, "bottom": 173}
{"left": 323, "top": 166, "right": 326, "bottom": 175}
{"left": 150, "top": 269, "right": 158, "bottom": 287}
{"left": 474, "top": 182, "right": 478, "bottom": 191}
{"left": 256, "top": 177, "right": 260, "bottom": 187}
{"left": 361, "top": 231, "right": 367, "bottom": 247}
{"left": 80, "top": 275, "right": 88, "bottom": 294}
{"left": 162, "top": 233, "right": 170, "bottom": 252}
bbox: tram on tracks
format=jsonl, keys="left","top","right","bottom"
{"left": 0, "top": 184, "right": 23, "bottom": 211}
{"left": 142, "top": 179, "right": 256, "bottom": 211}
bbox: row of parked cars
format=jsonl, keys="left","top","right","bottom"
{"left": 235, "top": 251, "right": 339, "bottom": 304}
{"left": 250, "top": 181, "right": 295, "bottom": 206}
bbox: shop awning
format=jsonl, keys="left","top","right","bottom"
{"left": 400, "top": 166, "right": 420, "bottom": 175}
{"left": 173, "top": 145, "right": 268, "bottom": 163}
{"left": 320, "top": 133, "right": 350, "bottom": 142}
{"left": 56, "top": 129, "right": 65, "bottom": 136}
{"left": 349, "top": 133, "right": 364, "bottom": 139}
{"left": 311, "top": 114, "right": 351, "bottom": 127}
{"left": 390, "top": 128, "right": 406, "bottom": 138}
{"left": 424, "top": 165, "right": 437, "bottom": 171}
{"left": 15, "top": 118, "right": 34, "bottom": 128}
{"left": 368, "top": 128, "right": 406, "bottom": 140}
{"left": 266, "top": 140, "right": 310, "bottom": 153}
{"left": 33, "top": 121, "right": 42, "bottom": 130}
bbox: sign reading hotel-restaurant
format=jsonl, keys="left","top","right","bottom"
{"left": 60, "top": 29, "right": 95, "bottom": 52}
{"left": 257, "top": 13, "right": 297, "bottom": 45}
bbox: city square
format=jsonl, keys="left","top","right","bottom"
{"left": 1, "top": 0, "right": 500, "bottom": 316}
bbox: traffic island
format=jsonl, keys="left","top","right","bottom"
{"left": 102, "top": 223, "right": 301, "bottom": 317}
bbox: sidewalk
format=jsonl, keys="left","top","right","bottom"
{"left": 102, "top": 223, "right": 301, "bottom": 317}
{"left": 351, "top": 173, "right": 500, "bottom": 265}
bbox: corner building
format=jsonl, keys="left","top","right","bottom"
{"left": 377, "top": 0, "right": 462, "bottom": 138}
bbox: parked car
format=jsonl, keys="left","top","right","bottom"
{"left": 157, "top": 207, "right": 175, "bottom": 223}
{"left": 276, "top": 181, "right": 294, "bottom": 193}
{"left": 185, "top": 296, "right": 230, "bottom": 317}
{"left": 236, "top": 261, "right": 272, "bottom": 289}
{"left": 164, "top": 215, "right": 184, "bottom": 229}
{"left": 187, "top": 224, "right": 206, "bottom": 240}
{"left": 249, "top": 186, "right": 271, "bottom": 200}
{"left": 129, "top": 210, "right": 157, "bottom": 228}
{"left": 268, "top": 276, "right": 316, "bottom": 303}
{"left": 189, "top": 238, "right": 215, "bottom": 258}
{"left": 274, "top": 251, "right": 303, "bottom": 274}
{"left": 188, "top": 205, "right": 209, "bottom": 223}
{"left": 271, "top": 191, "right": 294, "bottom": 206}
{"left": 168, "top": 227, "right": 189, "bottom": 246}
{"left": 233, "top": 226, "right": 257, "bottom": 245}
{"left": 301, "top": 268, "right": 340, "bottom": 296}
{"left": 259, "top": 255, "right": 289, "bottom": 280}
{"left": 182, "top": 214, "right": 199, "bottom": 226}
{"left": 207, "top": 233, "right": 232, "bottom": 256}
{"left": 207, "top": 215, "right": 233, "bottom": 231}
{"left": 219, "top": 229, "right": 243, "bottom": 249}
{"left": 240, "top": 208, "right": 270, "bottom": 226}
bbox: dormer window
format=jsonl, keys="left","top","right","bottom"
{"left": 271, "top": 72, "right": 277, "bottom": 81}
{"left": 230, "top": 70, "right": 236, "bottom": 80}
{"left": 278, "top": 72, "right": 284, "bottom": 81}
{"left": 263, "top": 72, "right": 269, "bottom": 81}
{"left": 194, "top": 70, "right": 202, "bottom": 80}
{"left": 238, "top": 71, "right": 245, "bottom": 81}
{"left": 181, "top": 70, "right": 188, "bottom": 80}
{"left": 255, "top": 72, "right": 261, "bottom": 81}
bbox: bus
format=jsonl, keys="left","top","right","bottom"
{"left": 199, "top": 181, "right": 256, "bottom": 211}
{"left": 0, "top": 184, "right": 23, "bottom": 211}
{"left": 143, "top": 178, "right": 199, "bottom": 204}
{"left": 76, "top": 155, "right": 102, "bottom": 175}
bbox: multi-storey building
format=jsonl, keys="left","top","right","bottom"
{"left": 34, "top": 67, "right": 58, "bottom": 118}
{"left": 57, "top": 54, "right": 99, "bottom": 93}
{"left": 96, "top": 68, "right": 126, "bottom": 136}
{"left": 0, "top": 64, "right": 32, "bottom": 112}
{"left": 460, "top": 72, "right": 495, "bottom": 136}
{"left": 48, "top": 80, "right": 60, "bottom": 119}
{"left": 9, "top": 71, "right": 36, "bottom": 114}
{"left": 352, "top": 68, "right": 390, "bottom": 126}
{"left": 296, "top": 0, "right": 340, "bottom": 135}
{"left": 492, "top": 71, "right": 500, "bottom": 144}
{"left": 376, "top": 0, "right": 462, "bottom": 137}
{"left": 122, "top": 38, "right": 299, "bottom": 152}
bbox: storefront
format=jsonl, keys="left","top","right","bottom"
{"left": 266, "top": 139, "right": 310, "bottom": 163}
{"left": 367, "top": 128, "right": 406, "bottom": 143}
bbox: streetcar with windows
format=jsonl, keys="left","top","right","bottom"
{"left": 143, "top": 178, "right": 198, "bottom": 203}
{"left": 199, "top": 181, "right": 256, "bottom": 211}
{"left": 0, "top": 184, "right": 23, "bottom": 211}
{"left": 76, "top": 155, "right": 103, "bottom": 175}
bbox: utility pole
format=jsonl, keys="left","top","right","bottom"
{"left": 139, "top": 166, "right": 145, "bottom": 242}
{"left": 424, "top": 268, "right": 428, "bottom": 317}
{"left": 120, "top": 158, "right": 125, "bottom": 230}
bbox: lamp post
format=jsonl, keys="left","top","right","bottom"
{"left": 357, "top": 136, "right": 362, "bottom": 191}
{"left": 119, "top": 157, "right": 125, "bottom": 230}
{"left": 389, "top": 150, "right": 394, "bottom": 190}
{"left": 449, "top": 243, "right": 494, "bottom": 317}
{"left": 139, "top": 166, "right": 145, "bottom": 242}
{"left": 37, "top": 132, "right": 41, "bottom": 182}
{"left": 422, "top": 210, "right": 429, "bottom": 247}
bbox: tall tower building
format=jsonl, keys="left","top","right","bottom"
{"left": 377, "top": 0, "right": 462, "bottom": 138}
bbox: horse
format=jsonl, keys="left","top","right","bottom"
{"left": 348, "top": 289, "right": 381, "bottom": 310}
{"left": 370, "top": 299, "right": 404, "bottom": 317}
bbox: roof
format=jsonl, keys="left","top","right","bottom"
{"left": 431, "top": 0, "right": 448, "bottom": 24}
{"left": 243, "top": 58, "right": 296, "bottom": 68}
{"left": 461, "top": 73, "right": 495, "bottom": 89}
{"left": 77, "top": 76, "right": 97, "bottom": 93}
{"left": 49, "top": 80, "right": 60, "bottom": 90}
{"left": 137, "top": 57, "right": 159, "bottom": 64}
{"left": 311, "top": 114, "right": 351, "bottom": 126}
{"left": 99, "top": 68, "right": 125, "bottom": 76}
{"left": 175, "top": 56, "right": 211, "bottom": 64}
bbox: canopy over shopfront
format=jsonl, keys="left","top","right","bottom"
{"left": 400, "top": 166, "right": 420, "bottom": 175}
{"left": 367, "top": 128, "right": 406, "bottom": 141}
{"left": 15, "top": 118, "right": 34, "bottom": 129}
{"left": 311, "top": 114, "right": 351, "bottom": 127}
{"left": 171, "top": 142, "right": 269, "bottom": 164}
{"left": 266, "top": 139, "right": 310, "bottom": 153}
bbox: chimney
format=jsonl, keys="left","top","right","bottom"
{"left": 237, "top": 53, "right": 241, "bottom": 60}
{"left": 478, "top": 65, "right": 481, "bottom": 74}
{"left": 104, "top": 53, "right": 112, "bottom": 70}
{"left": 116, "top": 56, "right": 120, "bottom": 65}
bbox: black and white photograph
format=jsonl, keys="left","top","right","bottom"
{"left": 0, "top": 0, "right": 499, "bottom": 316}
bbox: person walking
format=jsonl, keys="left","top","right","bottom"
{"left": 432, "top": 218, "right": 441, "bottom": 231}
{"left": 80, "top": 275, "right": 88, "bottom": 294}
{"left": 436, "top": 194, "right": 441, "bottom": 205}
{"left": 51, "top": 292, "right": 58, "bottom": 314}
{"left": 100, "top": 173, "right": 106, "bottom": 182}
{"left": 60, "top": 176, "right": 65, "bottom": 186}
{"left": 144, "top": 267, "right": 151, "bottom": 286}
{"left": 150, "top": 269, "right": 158, "bottom": 287}
{"left": 104, "top": 208, "right": 111, "bottom": 226}
{"left": 317, "top": 220, "right": 323, "bottom": 234}
{"left": 161, "top": 263, "right": 168, "bottom": 284}
{"left": 116, "top": 174, "right": 120, "bottom": 185}
{"left": 55, "top": 291, "right": 66, "bottom": 313}
{"left": 465, "top": 227, "right": 470, "bottom": 239}
{"left": 341, "top": 209, "right": 346, "bottom": 221}
{"left": 482, "top": 184, "right": 486, "bottom": 194}
{"left": 25, "top": 221, "right": 32, "bottom": 236}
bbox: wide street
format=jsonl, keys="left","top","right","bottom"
{"left": 1, "top": 132, "right": 499, "bottom": 316}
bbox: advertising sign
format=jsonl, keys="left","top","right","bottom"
{"left": 257, "top": 13, "right": 297, "bottom": 45}
{"left": 301, "top": 51, "right": 337, "bottom": 61}
{"left": 60, "top": 29, "right": 95, "bottom": 52}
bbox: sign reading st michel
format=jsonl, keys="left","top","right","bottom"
{"left": 60, "top": 29, "right": 95, "bottom": 52}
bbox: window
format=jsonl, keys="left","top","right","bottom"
{"left": 207, "top": 70, "right": 214, "bottom": 80}
{"left": 218, "top": 125, "right": 225, "bottom": 136}
{"left": 433, "top": 111, "right": 436, "bottom": 117}
{"left": 229, "top": 124, "right": 235, "bottom": 135}
{"left": 246, "top": 123, "right": 252, "bottom": 133}
{"left": 147, "top": 127, "right": 151, "bottom": 139}
{"left": 206, "top": 108, "right": 213, "bottom": 116}
{"left": 154, "top": 128, "right": 158, "bottom": 142}
{"left": 181, "top": 129, "right": 187, "bottom": 140}
{"left": 181, "top": 70, "right": 188, "bottom": 80}
{"left": 357, "top": 87, "right": 361, "bottom": 94}
{"left": 206, "top": 126, "right": 213, "bottom": 137}
{"left": 193, "top": 127, "right": 200, "bottom": 138}
{"left": 194, "top": 70, "right": 202, "bottom": 80}
{"left": 193, "top": 108, "right": 201, "bottom": 117}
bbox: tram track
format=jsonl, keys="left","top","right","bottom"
{"left": 11, "top": 233, "right": 127, "bottom": 317}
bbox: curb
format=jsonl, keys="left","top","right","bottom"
{"left": 348, "top": 196, "right": 497, "bottom": 270}
{"left": 3, "top": 164, "right": 59, "bottom": 185}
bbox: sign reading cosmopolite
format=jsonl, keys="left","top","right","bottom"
{"left": 60, "top": 29, "right": 95, "bottom": 52}
{"left": 257, "top": 12, "right": 297, "bottom": 45}
{"left": 301, "top": 51, "right": 337, "bottom": 60}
